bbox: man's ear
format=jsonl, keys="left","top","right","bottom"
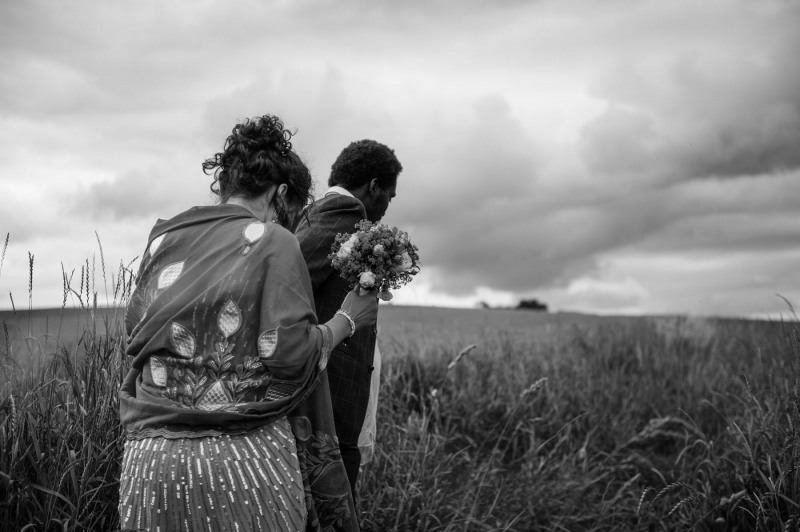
{"left": 368, "top": 178, "right": 381, "bottom": 196}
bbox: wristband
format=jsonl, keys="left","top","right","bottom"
{"left": 335, "top": 309, "right": 356, "bottom": 337}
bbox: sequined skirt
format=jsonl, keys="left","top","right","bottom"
{"left": 118, "top": 417, "right": 306, "bottom": 532}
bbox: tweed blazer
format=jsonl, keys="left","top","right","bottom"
{"left": 295, "top": 193, "right": 377, "bottom": 447}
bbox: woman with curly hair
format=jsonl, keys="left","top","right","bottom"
{"left": 118, "top": 114, "right": 375, "bottom": 531}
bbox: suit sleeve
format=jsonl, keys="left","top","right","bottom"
{"left": 295, "top": 202, "right": 363, "bottom": 293}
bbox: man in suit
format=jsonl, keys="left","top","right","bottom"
{"left": 295, "top": 139, "right": 402, "bottom": 501}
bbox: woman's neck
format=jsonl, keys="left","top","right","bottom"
{"left": 225, "top": 194, "right": 274, "bottom": 223}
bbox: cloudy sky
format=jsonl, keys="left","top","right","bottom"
{"left": 1, "top": 0, "right": 798, "bottom": 317}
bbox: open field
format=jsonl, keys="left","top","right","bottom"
{"left": 1, "top": 305, "right": 798, "bottom": 530}
{"left": 0, "top": 305, "right": 620, "bottom": 374}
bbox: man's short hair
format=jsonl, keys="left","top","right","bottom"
{"left": 328, "top": 139, "right": 402, "bottom": 189}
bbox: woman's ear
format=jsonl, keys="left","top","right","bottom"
{"left": 277, "top": 183, "right": 288, "bottom": 198}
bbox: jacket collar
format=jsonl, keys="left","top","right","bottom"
{"left": 325, "top": 185, "right": 355, "bottom": 198}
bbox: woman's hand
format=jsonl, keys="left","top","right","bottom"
{"left": 340, "top": 287, "right": 379, "bottom": 331}
{"left": 324, "top": 287, "right": 380, "bottom": 350}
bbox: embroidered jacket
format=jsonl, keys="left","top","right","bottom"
{"left": 119, "top": 204, "right": 330, "bottom": 439}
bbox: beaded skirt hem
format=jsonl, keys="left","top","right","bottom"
{"left": 118, "top": 417, "right": 306, "bottom": 532}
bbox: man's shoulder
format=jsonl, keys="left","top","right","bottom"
{"left": 294, "top": 200, "right": 356, "bottom": 261}
{"left": 309, "top": 193, "right": 365, "bottom": 218}
{"left": 297, "top": 195, "right": 365, "bottom": 240}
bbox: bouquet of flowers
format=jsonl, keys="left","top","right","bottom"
{"left": 329, "top": 220, "right": 420, "bottom": 301}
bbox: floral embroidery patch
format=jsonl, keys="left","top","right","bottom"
{"left": 258, "top": 329, "right": 278, "bottom": 359}
{"left": 155, "top": 294, "right": 276, "bottom": 411}
{"left": 157, "top": 261, "right": 184, "bottom": 290}
{"left": 265, "top": 380, "right": 298, "bottom": 401}
{"left": 217, "top": 299, "right": 241, "bottom": 338}
{"left": 196, "top": 380, "right": 232, "bottom": 411}
{"left": 243, "top": 222, "right": 266, "bottom": 243}
{"left": 149, "top": 357, "right": 167, "bottom": 386}
{"left": 170, "top": 322, "right": 196, "bottom": 359}
{"left": 148, "top": 234, "right": 166, "bottom": 256}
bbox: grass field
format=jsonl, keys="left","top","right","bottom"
{"left": 1, "top": 302, "right": 798, "bottom": 531}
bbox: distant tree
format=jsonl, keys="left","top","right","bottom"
{"left": 516, "top": 298, "right": 548, "bottom": 312}
{"left": 477, "top": 301, "right": 491, "bottom": 309}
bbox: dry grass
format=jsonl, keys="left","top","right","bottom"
{"left": 356, "top": 311, "right": 800, "bottom": 531}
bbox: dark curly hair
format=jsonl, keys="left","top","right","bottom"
{"left": 328, "top": 139, "right": 402, "bottom": 189}
{"left": 202, "top": 115, "right": 313, "bottom": 227}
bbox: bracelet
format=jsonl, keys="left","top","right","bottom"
{"left": 335, "top": 309, "right": 356, "bottom": 337}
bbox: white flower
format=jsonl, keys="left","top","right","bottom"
{"left": 338, "top": 234, "right": 359, "bottom": 258}
{"left": 373, "top": 244, "right": 384, "bottom": 254}
{"left": 359, "top": 271, "right": 376, "bottom": 288}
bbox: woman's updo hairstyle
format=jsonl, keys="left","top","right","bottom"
{"left": 202, "top": 114, "right": 313, "bottom": 227}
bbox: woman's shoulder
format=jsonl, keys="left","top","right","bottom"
{"left": 266, "top": 222, "right": 297, "bottom": 243}
{"left": 150, "top": 204, "right": 254, "bottom": 239}
{"left": 261, "top": 222, "right": 304, "bottom": 259}
{"left": 261, "top": 223, "right": 311, "bottom": 285}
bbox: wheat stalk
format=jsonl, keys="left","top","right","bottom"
{"left": 520, "top": 377, "right": 548, "bottom": 399}
{"left": 2, "top": 321, "right": 10, "bottom": 359}
{"left": 667, "top": 494, "right": 697, "bottom": 518}
{"left": 637, "top": 487, "right": 654, "bottom": 515}
{"left": 61, "top": 263, "right": 69, "bottom": 309}
{"left": 9, "top": 393, "right": 18, "bottom": 440}
{"left": 0, "top": 232, "right": 9, "bottom": 279}
{"left": 447, "top": 343, "right": 477, "bottom": 371}
{"left": 95, "top": 231, "right": 108, "bottom": 307}
{"left": 27, "top": 252, "right": 34, "bottom": 336}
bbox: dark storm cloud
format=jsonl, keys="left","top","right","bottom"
{"left": 631, "top": 171, "right": 800, "bottom": 253}
{"left": 581, "top": 16, "right": 800, "bottom": 181}
{"left": 387, "top": 95, "right": 608, "bottom": 295}
{"left": 391, "top": 103, "right": 800, "bottom": 298}
{"left": 381, "top": 0, "right": 800, "bottom": 302}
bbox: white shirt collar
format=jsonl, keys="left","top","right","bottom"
{"left": 325, "top": 185, "right": 355, "bottom": 198}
